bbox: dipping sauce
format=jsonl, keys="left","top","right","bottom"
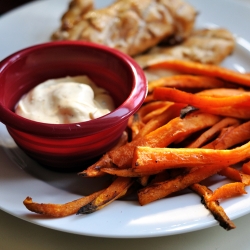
{"left": 15, "top": 76, "right": 115, "bottom": 124}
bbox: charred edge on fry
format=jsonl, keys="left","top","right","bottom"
{"left": 76, "top": 204, "right": 98, "bottom": 214}
{"left": 77, "top": 171, "right": 88, "bottom": 176}
{"left": 201, "top": 197, "right": 235, "bottom": 230}
{"left": 133, "top": 113, "right": 140, "bottom": 122}
{"left": 180, "top": 105, "right": 199, "bottom": 119}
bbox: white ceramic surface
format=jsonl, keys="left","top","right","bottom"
{"left": 1, "top": 0, "right": 250, "bottom": 239}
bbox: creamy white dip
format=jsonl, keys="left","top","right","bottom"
{"left": 15, "top": 76, "right": 115, "bottom": 124}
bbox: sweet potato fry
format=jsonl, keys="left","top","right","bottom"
{"left": 202, "top": 126, "right": 237, "bottom": 149}
{"left": 24, "top": 55, "right": 250, "bottom": 227}
{"left": 148, "top": 59, "right": 250, "bottom": 87}
{"left": 23, "top": 190, "right": 104, "bottom": 217}
{"left": 153, "top": 87, "right": 250, "bottom": 108}
{"left": 137, "top": 101, "right": 171, "bottom": 119}
{"left": 187, "top": 117, "right": 240, "bottom": 148}
{"left": 141, "top": 103, "right": 173, "bottom": 124}
{"left": 137, "top": 164, "right": 227, "bottom": 205}
{"left": 133, "top": 140, "right": 250, "bottom": 173}
{"left": 219, "top": 167, "right": 250, "bottom": 185}
{"left": 154, "top": 87, "right": 250, "bottom": 119}
{"left": 190, "top": 183, "right": 236, "bottom": 230}
{"left": 138, "top": 176, "right": 151, "bottom": 186}
{"left": 149, "top": 170, "right": 170, "bottom": 184}
{"left": 101, "top": 167, "right": 161, "bottom": 177}
{"left": 189, "top": 121, "right": 250, "bottom": 186}
{"left": 78, "top": 154, "right": 112, "bottom": 177}
{"left": 199, "top": 105, "right": 250, "bottom": 119}
{"left": 203, "top": 121, "right": 250, "bottom": 149}
{"left": 147, "top": 75, "right": 233, "bottom": 93}
{"left": 197, "top": 88, "right": 246, "bottom": 97}
{"left": 242, "top": 161, "right": 250, "bottom": 175}
{"left": 128, "top": 113, "right": 145, "bottom": 139}
{"left": 133, "top": 103, "right": 185, "bottom": 140}
{"left": 77, "top": 177, "right": 134, "bottom": 214}
{"left": 108, "top": 112, "right": 221, "bottom": 169}
{"left": 79, "top": 131, "right": 128, "bottom": 177}
{"left": 207, "top": 182, "right": 247, "bottom": 201}
{"left": 144, "top": 94, "right": 155, "bottom": 103}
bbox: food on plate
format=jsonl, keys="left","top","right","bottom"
{"left": 93, "top": 112, "right": 221, "bottom": 169}
{"left": 186, "top": 117, "right": 241, "bottom": 149}
{"left": 242, "top": 161, "right": 250, "bottom": 175}
{"left": 23, "top": 60, "right": 250, "bottom": 230}
{"left": 147, "top": 75, "right": 235, "bottom": 94}
{"left": 80, "top": 131, "right": 129, "bottom": 177}
{"left": 52, "top": 0, "right": 197, "bottom": 56}
{"left": 23, "top": 189, "right": 104, "bottom": 217}
{"left": 15, "top": 76, "right": 115, "bottom": 124}
{"left": 190, "top": 183, "right": 236, "bottom": 230}
{"left": 206, "top": 182, "right": 247, "bottom": 202}
{"left": 148, "top": 59, "right": 250, "bottom": 87}
{"left": 21, "top": 0, "right": 250, "bottom": 231}
{"left": 56, "top": 0, "right": 94, "bottom": 32}
{"left": 132, "top": 141, "right": 250, "bottom": 172}
{"left": 52, "top": 1, "right": 236, "bottom": 85}
{"left": 153, "top": 87, "right": 250, "bottom": 110}
{"left": 135, "top": 28, "right": 235, "bottom": 69}
{"left": 137, "top": 164, "right": 229, "bottom": 205}
{"left": 219, "top": 167, "right": 250, "bottom": 185}
{"left": 77, "top": 177, "right": 134, "bottom": 214}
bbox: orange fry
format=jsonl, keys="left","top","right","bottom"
{"left": 197, "top": 88, "right": 246, "bottom": 97}
{"left": 137, "top": 164, "right": 227, "bottom": 205}
{"left": 148, "top": 75, "right": 233, "bottom": 93}
{"left": 207, "top": 182, "right": 247, "bottom": 201}
{"left": 198, "top": 105, "right": 250, "bottom": 119}
{"left": 141, "top": 103, "right": 173, "bottom": 124}
{"left": 137, "top": 101, "right": 170, "bottom": 119}
{"left": 242, "top": 161, "right": 250, "bottom": 175}
{"left": 190, "top": 119, "right": 250, "bottom": 186}
{"left": 79, "top": 131, "right": 128, "bottom": 177}
{"left": 203, "top": 121, "right": 250, "bottom": 149}
{"left": 23, "top": 190, "right": 104, "bottom": 217}
{"left": 108, "top": 113, "right": 221, "bottom": 169}
{"left": 149, "top": 170, "right": 170, "bottom": 184}
{"left": 134, "top": 103, "right": 185, "bottom": 140}
{"left": 219, "top": 167, "right": 250, "bottom": 185}
{"left": 148, "top": 59, "right": 250, "bottom": 87}
{"left": 190, "top": 183, "right": 236, "bottom": 230}
{"left": 153, "top": 87, "right": 250, "bottom": 108}
{"left": 138, "top": 175, "right": 151, "bottom": 186}
{"left": 78, "top": 154, "right": 112, "bottom": 177}
{"left": 128, "top": 113, "right": 145, "bottom": 139}
{"left": 187, "top": 117, "right": 240, "bottom": 148}
{"left": 133, "top": 140, "right": 250, "bottom": 173}
{"left": 101, "top": 167, "right": 161, "bottom": 177}
{"left": 77, "top": 177, "right": 134, "bottom": 214}
{"left": 144, "top": 94, "right": 156, "bottom": 103}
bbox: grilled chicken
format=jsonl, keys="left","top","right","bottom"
{"left": 135, "top": 28, "right": 236, "bottom": 81}
{"left": 52, "top": 0, "right": 197, "bottom": 56}
{"left": 135, "top": 28, "right": 235, "bottom": 68}
{"left": 52, "top": 0, "right": 94, "bottom": 40}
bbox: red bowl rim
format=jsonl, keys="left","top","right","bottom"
{"left": 0, "top": 41, "right": 147, "bottom": 137}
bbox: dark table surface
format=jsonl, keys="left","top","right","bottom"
{"left": 0, "top": 0, "right": 35, "bottom": 15}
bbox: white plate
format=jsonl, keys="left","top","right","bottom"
{"left": 1, "top": 0, "right": 250, "bottom": 238}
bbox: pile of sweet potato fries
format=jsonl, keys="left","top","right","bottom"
{"left": 24, "top": 59, "right": 250, "bottom": 230}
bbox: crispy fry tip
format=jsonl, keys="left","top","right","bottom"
{"left": 23, "top": 196, "right": 32, "bottom": 204}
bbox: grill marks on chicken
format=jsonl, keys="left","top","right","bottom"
{"left": 52, "top": 0, "right": 94, "bottom": 40}
{"left": 52, "top": 0, "right": 197, "bottom": 56}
